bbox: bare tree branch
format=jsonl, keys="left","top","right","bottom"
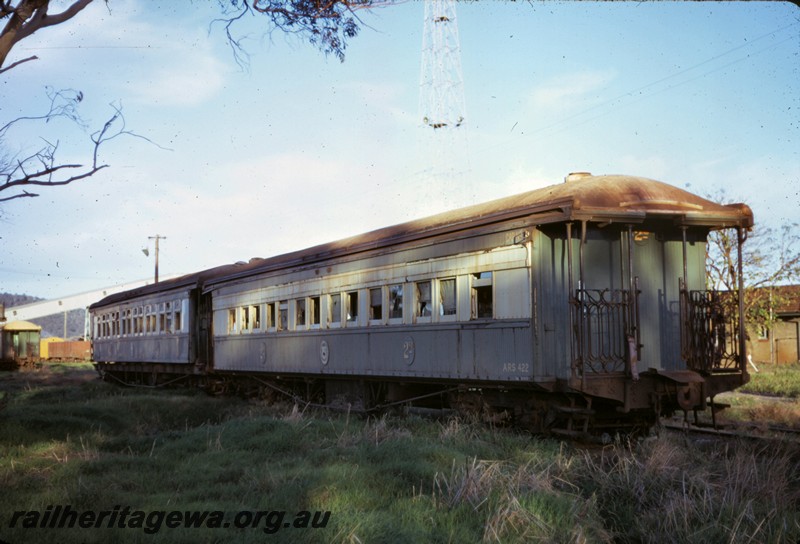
{"left": 0, "top": 52, "right": 35, "bottom": 74}
{"left": 706, "top": 192, "right": 800, "bottom": 333}
{"left": 0, "top": 0, "right": 94, "bottom": 70}
{"left": 0, "top": 97, "right": 155, "bottom": 205}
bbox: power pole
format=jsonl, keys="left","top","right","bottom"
{"left": 146, "top": 235, "right": 166, "bottom": 283}
{"left": 418, "top": 0, "right": 470, "bottom": 211}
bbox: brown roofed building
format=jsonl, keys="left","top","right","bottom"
{"left": 749, "top": 285, "right": 800, "bottom": 364}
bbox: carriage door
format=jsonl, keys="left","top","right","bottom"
{"left": 194, "top": 291, "right": 214, "bottom": 371}
{"left": 570, "top": 224, "right": 640, "bottom": 379}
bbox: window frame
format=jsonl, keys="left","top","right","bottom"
{"left": 471, "top": 272, "right": 494, "bottom": 320}
{"left": 329, "top": 293, "right": 343, "bottom": 328}
{"left": 345, "top": 290, "right": 359, "bottom": 326}
{"left": 439, "top": 277, "right": 457, "bottom": 322}
{"left": 388, "top": 283, "right": 404, "bottom": 324}
{"left": 369, "top": 286, "right": 384, "bottom": 325}
{"left": 415, "top": 280, "right": 433, "bottom": 323}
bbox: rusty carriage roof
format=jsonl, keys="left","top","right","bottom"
{"left": 203, "top": 173, "right": 753, "bottom": 289}
{"left": 91, "top": 174, "right": 753, "bottom": 307}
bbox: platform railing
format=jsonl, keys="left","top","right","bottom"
{"left": 679, "top": 279, "right": 740, "bottom": 373}
{"left": 570, "top": 282, "right": 639, "bottom": 376}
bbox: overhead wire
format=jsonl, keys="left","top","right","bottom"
{"left": 471, "top": 20, "right": 800, "bottom": 155}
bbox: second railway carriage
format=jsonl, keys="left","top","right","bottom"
{"left": 90, "top": 173, "right": 754, "bottom": 434}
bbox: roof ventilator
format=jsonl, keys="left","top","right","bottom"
{"left": 565, "top": 172, "right": 592, "bottom": 183}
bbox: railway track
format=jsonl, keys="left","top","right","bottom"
{"left": 662, "top": 418, "right": 800, "bottom": 445}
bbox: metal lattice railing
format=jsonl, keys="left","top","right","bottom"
{"left": 570, "top": 285, "right": 639, "bottom": 376}
{"left": 679, "top": 279, "right": 740, "bottom": 373}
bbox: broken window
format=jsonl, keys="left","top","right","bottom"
{"left": 346, "top": 291, "right": 359, "bottom": 323}
{"left": 471, "top": 272, "right": 493, "bottom": 319}
{"left": 252, "top": 305, "right": 261, "bottom": 330}
{"left": 389, "top": 284, "right": 403, "bottom": 320}
{"left": 369, "top": 288, "right": 383, "bottom": 321}
{"left": 266, "top": 302, "right": 276, "bottom": 329}
{"left": 330, "top": 294, "right": 342, "bottom": 324}
{"left": 416, "top": 281, "right": 432, "bottom": 317}
{"left": 440, "top": 278, "right": 456, "bottom": 317}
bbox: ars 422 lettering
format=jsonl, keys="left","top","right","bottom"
{"left": 502, "top": 363, "right": 529, "bottom": 373}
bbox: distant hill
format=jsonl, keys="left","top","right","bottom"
{"left": 1, "top": 293, "right": 87, "bottom": 339}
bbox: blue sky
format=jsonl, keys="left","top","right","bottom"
{"left": 1, "top": 0, "right": 798, "bottom": 300}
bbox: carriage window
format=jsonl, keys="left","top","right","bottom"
{"left": 279, "top": 301, "right": 288, "bottom": 330}
{"left": 310, "top": 296, "right": 320, "bottom": 326}
{"left": 471, "top": 272, "right": 493, "bottom": 319}
{"left": 346, "top": 291, "right": 358, "bottom": 323}
{"left": 440, "top": 278, "right": 456, "bottom": 316}
{"left": 266, "top": 302, "right": 276, "bottom": 329}
{"left": 389, "top": 284, "right": 403, "bottom": 320}
{"left": 296, "top": 299, "right": 306, "bottom": 328}
{"left": 174, "top": 305, "right": 182, "bottom": 333}
{"left": 252, "top": 305, "right": 261, "bottom": 330}
{"left": 330, "top": 294, "right": 342, "bottom": 324}
{"left": 165, "top": 302, "right": 173, "bottom": 333}
{"left": 228, "top": 308, "right": 237, "bottom": 333}
{"left": 416, "top": 281, "right": 432, "bottom": 317}
{"left": 242, "top": 306, "right": 251, "bottom": 330}
{"left": 369, "top": 288, "right": 383, "bottom": 321}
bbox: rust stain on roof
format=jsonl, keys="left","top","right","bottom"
{"left": 92, "top": 174, "right": 754, "bottom": 306}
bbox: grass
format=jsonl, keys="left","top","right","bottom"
{"left": 740, "top": 362, "right": 800, "bottom": 398}
{"left": 0, "top": 363, "right": 798, "bottom": 543}
{"left": 716, "top": 362, "right": 800, "bottom": 429}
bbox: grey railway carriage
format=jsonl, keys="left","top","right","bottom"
{"left": 90, "top": 173, "right": 754, "bottom": 435}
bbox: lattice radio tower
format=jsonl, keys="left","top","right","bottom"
{"left": 418, "top": 0, "right": 471, "bottom": 212}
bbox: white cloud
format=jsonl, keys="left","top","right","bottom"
{"left": 127, "top": 54, "right": 227, "bottom": 107}
{"left": 529, "top": 70, "right": 617, "bottom": 113}
{"left": 7, "top": 0, "right": 228, "bottom": 108}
